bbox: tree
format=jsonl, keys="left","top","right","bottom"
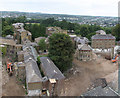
{"left": 38, "top": 38, "right": 47, "bottom": 52}
{"left": 0, "top": 46, "right": 7, "bottom": 57}
{"left": 24, "top": 23, "right": 46, "bottom": 40}
{"left": 112, "top": 24, "right": 120, "bottom": 41}
{"left": 2, "top": 25, "right": 13, "bottom": 36}
{"left": 48, "top": 33, "right": 74, "bottom": 72}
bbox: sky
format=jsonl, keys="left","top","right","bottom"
{"left": 0, "top": 0, "right": 120, "bottom": 17}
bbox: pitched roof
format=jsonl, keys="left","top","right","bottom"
{"left": 92, "top": 34, "right": 116, "bottom": 40}
{"left": 78, "top": 44, "right": 92, "bottom": 51}
{"left": 40, "top": 57, "right": 65, "bottom": 80}
{"left": 30, "top": 46, "right": 38, "bottom": 61}
{"left": 24, "top": 53, "right": 35, "bottom": 63}
{"left": 75, "top": 37, "right": 89, "bottom": 44}
{"left": 25, "top": 59, "right": 42, "bottom": 83}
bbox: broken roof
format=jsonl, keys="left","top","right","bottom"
{"left": 25, "top": 59, "right": 42, "bottom": 83}
{"left": 40, "top": 57, "right": 65, "bottom": 80}
{"left": 74, "top": 37, "right": 89, "bottom": 44}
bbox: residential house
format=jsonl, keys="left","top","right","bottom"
{"left": 46, "top": 27, "right": 67, "bottom": 36}
{"left": 75, "top": 44, "right": 93, "bottom": 61}
{"left": 91, "top": 30, "right": 116, "bottom": 49}
{"left": 13, "top": 23, "right": 32, "bottom": 44}
{"left": 74, "top": 37, "right": 89, "bottom": 48}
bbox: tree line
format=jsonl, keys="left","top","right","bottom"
{"left": 2, "top": 16, "right": 120, "bottom": 41}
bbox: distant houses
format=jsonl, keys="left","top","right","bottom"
{"left": 46, "top": 27, "right": 67, "bottom": 36}
{"left": 13, "top": 23, "right": 32, "bottom": 44}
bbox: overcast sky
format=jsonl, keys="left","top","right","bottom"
{"left": 0, "top": 0, "right": 120, "bottom": 17}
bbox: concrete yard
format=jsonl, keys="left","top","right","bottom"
{"left": 63, "top": 53, "right": 118, "bottom": 96}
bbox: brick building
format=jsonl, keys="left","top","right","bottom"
{"left": 0, "top": 37, "right": 22, "bottom": 60}
{"left": 75, "top": 44, "right": 93, "bottom": 61}
{"left": 74, "top": 36, "right": 89, "bottom": 48}
{"left": 13, "top": 23, "right": 32, "bottom": 44}
{"left": 91, "top": 30, "right": 116, "bottom": 49}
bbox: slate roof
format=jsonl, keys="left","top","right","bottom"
{"left": 82, "top": 86, "right": 119, "bottom": 96}
{"left": 24, "top": 53, "right": 35, "bottom": 63}
{"left": 40, "top": 57, "right": 65, "bottom": 80}
{"left": 30, "top": 46, "right": 38, "bottom": 61}
{"left": 78, "top": 44, "right": 92, "bottom": 51}
{"left": 23, "top": 42, "right": 38, "bottom": 62}
{"left": 74, "top": 37, "right": 89, "bottom": 44}
{"left": 25, "top": 59, "right": 42, "bottom": 83}
{"left": 92, "top": 34, "right": 116, "bottom": 40}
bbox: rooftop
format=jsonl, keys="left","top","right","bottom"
{"left": 74, "top": 37, "right": 89, "bottom": 44}
{"left": 40, "top": 57, "right": 65, "bottom": 80}
{"left": 96, "top": 30, "right": 106, "bottom": 35}
{"left": 25, "top": 59, "right": 42, "bottom": 83}
{"left": 78, "top": 44, "right": 92, "bottom": 51}
{"left": 92, "top": 34, "right": 116, "bottom": 40}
